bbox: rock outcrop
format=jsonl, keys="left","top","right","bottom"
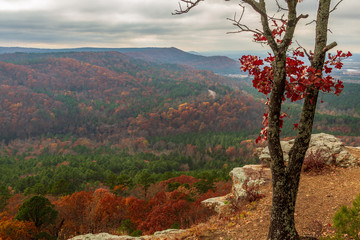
{"left": 257, "top": 133, "right": 359, "bottom": 167}
{"left": 68, "top": 233, "right": 144, "bottom": 240}
{"left": 202, "top": 164, "right": 271, "bottom": 214}
{"left": 201, "top": 194, "right": 233, "bottom": 215}
{"left": 229, "top": 165, "right": 271, "bottom": 200}
{"left": 68, "top": 229, "right": 186, "bottom": 240}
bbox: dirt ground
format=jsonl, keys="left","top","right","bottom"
{"left": 157, "top": 147, "right": 360, "bottom": 240}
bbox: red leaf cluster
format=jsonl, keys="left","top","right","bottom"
{"left": 240, "top": 20, "right": 351, "bottom": 142}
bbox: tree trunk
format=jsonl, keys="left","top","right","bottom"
{"left": 267, "top": 51, "right": 301, "bottom": 240}
{"left": 267, "top": 0, "right": 332, "bottom": 239}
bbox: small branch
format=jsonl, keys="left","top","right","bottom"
{"left": 322, "top": 41, "right": 337, "bottom": 53}
{"left": 242, "top": 0, "right": 268, "bottom": 19}
{"left": 227, "top": 4, "right": 264, "bottom": 35}
{"left": 295, "top": 40, "right": 313, "bottom": 61}
{"left": 172, "top": 0, "right": 203, "bottom": 15}
{"left": 330, "top": 0, "right": 343, "bottom": 14}
{"left": 268, "top": 13, "right": 287, "bottom": 22}
{"left": 306, "top": 20, "right": 316, "bottom": 26}
{"left": 275, "top": 0, "right": 288, "bottom": 12}
{"left": 296, "top": 14, "right": 309, "bottom": 24}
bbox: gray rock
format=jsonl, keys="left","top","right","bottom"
{"left": 201, "top": 194, "right": 233, "bottom": 214}
{"left": 153, "top": 229, "right": 185, "bottom": 236}
{"left": 258, "top": 133, "right": 357, "bottom": 167}
{"left": 68, "top": 229, "right": 186, "bottom": 240}
{"left": 229, "top": 167, "right": 247, "bottom": 200}
{"left": 68, "top": 233, "right": 144, "bottom": 240}
{"left": 229, "top": 165, "right": 271, "bottom": 201}
{"left": 202, "top": 164, "right": 271, "bottom": 214}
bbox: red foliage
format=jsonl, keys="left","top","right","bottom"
{"left": 124, "top": 196, "right": 148, "bottom": 227}
{"left": 140, "top": 191, "right": 190, "bottom": 234}
{"left": 239, "top": 20, "right": 351, "bottom": 143}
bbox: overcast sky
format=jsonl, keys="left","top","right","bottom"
{"left": 0, "top": 0, "right": 359, "bottom": 53}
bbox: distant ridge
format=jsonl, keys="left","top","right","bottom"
{"left": 0, "top": 46, "right": 241, "bottom": 74}
{"left": 0, "top": 46, "right": 160, "bottom": 54}
{"left": 123, "top": 47, "right": 241, "bottom": 74}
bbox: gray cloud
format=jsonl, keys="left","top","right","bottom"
{"left": 0, "top": 0, "right": 358, "bottom": 52}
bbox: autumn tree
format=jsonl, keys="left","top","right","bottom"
{"left": 174, "top": 0, "right": 350, "bottom": 239}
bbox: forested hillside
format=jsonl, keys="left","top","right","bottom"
{"left": 0, "top": 51, "right": 262, "bottom": 142}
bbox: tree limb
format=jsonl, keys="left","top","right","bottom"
{"left": 275, "top": 0, "right": 289, "bottom": 12}
{"left": 322, "top": 41, "right": 337, "bottom": 53}
{"left": 172, "top": 0, "right": 203, "bottom": 15}
{"left": 296, "top": 14, "right": 309, "bottom": 24}
{"left": 330, "top": 0, "right": 343, "bottom": 14}
{"left": 227, "top": 5, "right": 264, "bottom": 35}
{"left": 242, "top": 0, "right": 267, "bottom": 19}
{"left": 295, "top": 40, "right": 313, "bottom": 61}
{"left": 279, "top": 0, "right": 299, "bottom": 51}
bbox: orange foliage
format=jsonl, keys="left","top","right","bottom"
{"left": 0, "top": 214, "right": 37, "bottom": 240}
{"left": 124, "top": 197, "right": 148, "bottom": 227}
{"left": 54, "top": 189, "right": 128, "bottom": 238}
{"left": 88, "top": 189, "right": 126, "bottom": 232}
{"left": 48, "top": 177, "right": 232, "bottom": 238}
{"left": 54, "top": 191, "right": 93, "bottom": 238}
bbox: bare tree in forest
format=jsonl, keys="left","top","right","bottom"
{"left": 174, "top": 0, "right": 351, "bottom": 239}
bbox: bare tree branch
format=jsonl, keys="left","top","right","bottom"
{"left": 275, "top": 0, "right": 289, "bottom": 12}
{"left": 295, "top": 40, "right": 313, "bottom": 61}
{"left": 330, "top": 0, "right": 343, "bottom": 14}
{"left": 226, "top": 4, "right": 264, "bottom": 35}
{"left": 296, "top": 14, "right": 309, "bottom": 24}
{"left": 172, "top": 0, "right": 203, "bottom": 15}
{"left": 242, "top": 0, "right": 268, "bottom": 19}
{"left": 322, "top": 41, "right": 337, "bottom": 53}
{"left": 306, "top": 20, "right": 316, "bottom": 26}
